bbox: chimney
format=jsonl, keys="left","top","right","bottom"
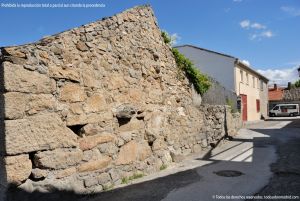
{"left": 287, "top": 82, "right": 291, "bottom": 90}
{"left": 274, "top": 84, "right": 277, "bottom": 90}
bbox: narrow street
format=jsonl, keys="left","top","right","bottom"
{"left": 7, "top": 118, "right": 300, "bottom": 201}
{"left": 84, "top": 118, "right": 300, "bottom": 201}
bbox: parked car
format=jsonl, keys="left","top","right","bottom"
{"left": 269, "top": 104, "right": 299, "bottom": 117}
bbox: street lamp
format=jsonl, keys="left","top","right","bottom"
{"left": 298, "top": 66, "right": 300, "bottom": 77}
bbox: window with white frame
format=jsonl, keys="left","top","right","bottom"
{"left": 246, "top": 73, "right": 249, "bottom": 85}
{"left": 253, "top": 76, "right": 255, "bottom": 88}
{"left": 260, "top": 80, "right": 263, "bottom": 91}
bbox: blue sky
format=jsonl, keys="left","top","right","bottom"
{"left": 0, "top": 0, "right": 299, "bottom": 84}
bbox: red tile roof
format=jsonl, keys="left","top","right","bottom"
{"left": 268, "top": 88, "right": 284, "bottom": 101}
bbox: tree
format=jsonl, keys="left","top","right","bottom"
{"left": 294, "top": 79, "right": 300, "bottom": 88}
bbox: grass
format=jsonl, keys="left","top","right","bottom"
{"left": 102, "top": 184, "right": 114, "bottom": 191}
{"left": 121, "top": 173, "right": 145, "bottom": 184}
{"left": 160, "top": 164, "right": 168, "bottom": 170}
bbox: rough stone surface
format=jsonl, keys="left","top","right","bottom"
{"left": 60, "top": 83, "right": 86, "bottom": 103}
{"left": 3, "top": 62, "right": 56, "bottom": 94}
{"left": 49, "top": 66, "right": 80, "bottom": 82}
{"left": 31, "top": 168, "right": 48, "bottom": 180}
{"left": 4, "top": 92, "right": 27, "bottom": 119}
{"left": 283, "top": 88, "right": 300, "bottom": 101}
{"left": 34, "top": 148, "right": 83, "bottom": 169}
{"left": 5, "top": 113, "right": 78, "bottom": 155}
{"left": 97, "top": 172, "right": 111, "bottom": 185}
{"left": 79, "top": 133, "right": 115, "bottom": 151}
{"left": 5, "top": 155, "right": 32, "bottom": 185}
{"left": 55, "top": 167, "right": 77, "bottom": 179}
{"left": 116, "top": 140, "right": 152, "bottom": 165}
{"left": 77, "top": 156, "right": 112, "bottom": 172}
{"left": 80, "top": 124, "right": 103, "bottom": 136}
{"left": 0, "top": 5, "right": 242, "bottom": 195}
{"left": 26, "top": 94, "right": 56, "bottom": 115}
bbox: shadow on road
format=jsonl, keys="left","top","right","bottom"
{"left": 7, "top": 168, "right": 201, "bottom": 201}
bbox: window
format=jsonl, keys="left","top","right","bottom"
{"left": 260, "top": 80, "right": 263, "bottom": 91}
{"left": 240, "top": 70, "right": 243, "bottom": 83}
{"left": 256, "top": 99, "right": 260, "bottom": 112}
{"left": 281, "top": 105, "right": 297, "bottom": 110}
{"left": 257, "top": 79, "right": 259, "bottom": 89}
{"left": 253, "top": 76, "right": 255, "bottom": 88}
{"left": 246, "top": 73, "right": 249, "bottom": 85}
{"left": 273, "top": 106, "right": 279, "bottom": 110}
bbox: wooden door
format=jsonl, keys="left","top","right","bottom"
{"left": 241, "top": 94, "right": 247, "bottom": 121}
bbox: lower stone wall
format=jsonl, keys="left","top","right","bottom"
{"left": 283, "top": 88, "right": 300, "bottom": 101}
{"left": 226, "top": 109, "right": 242, "bottom": 137}
{"left": 1, "top": 104, "right": 241, "bottom": 196}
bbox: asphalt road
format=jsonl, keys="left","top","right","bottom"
{"left": 7, "top": 117, "right": 300, "bottom": 201}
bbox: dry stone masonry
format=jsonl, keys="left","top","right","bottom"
{"left": 0, "top": 5, "right": 241, "bottom": 197}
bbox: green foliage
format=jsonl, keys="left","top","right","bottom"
{"left": 128, "top": 173, "right": 144, "bottom": 180}
{"left": 172, "top": 48, "right": 211, "bottom": 95}
{"left": 161, "top": 30, "right": 211, "bottom": 95}
{"left": 160, "top": 164, "right": 168, "bottom": 170}
{"left": 226, "top": 98, "right": 236, "bottom": 113}
{"left": 121, "top": 177, "right": 129, "bottom": 184}
{"left": 294, "top": 79, "right": 300, "bottom": 88}
{"left": 121, "top": 173, "right": 145, "bottom": 184}
{"left": 161, "top": 31, "right": 171, "bottom": 44}
{"left": 103, "top": 184, "right": 114, "bottom": 191}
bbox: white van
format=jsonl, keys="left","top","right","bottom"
{"left": 269, "top": 104, "right": 299, "bottom": 117}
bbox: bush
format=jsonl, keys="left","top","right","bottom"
{"left": 172, "top": 48, "right": 211, "bottom": 95}
{"left": 226, "top": 98, "right": 237, "bottom": 113}
{"left": 161, "top": 31, "right": 171, "bottom": 44}
{"left": 161, "top": 31, "right": 211, "bottom": 95}
{"left": 294, "top": 79, "right": 300, "bottom": 88}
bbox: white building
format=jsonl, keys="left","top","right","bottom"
{"left": 176, "top": 45, "right": 269, "bottom": 121}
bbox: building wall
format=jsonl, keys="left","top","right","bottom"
{"left": 235, "top": 65, "right": 267, "bottom": 121}
{"left": 176, "top": 46, "right": 236, "bottom": 92}
{"left": 260, "top": 82, "right": 268, "bottom": 118}
{"left": 202, "top": 76, "right": 238, "bottom": 110}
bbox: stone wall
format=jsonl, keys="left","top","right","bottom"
{"left": 283, "top": 88, "right": 300, "bottom": 101}
{"left": 0, "top": 5, "right": 241, "bottom": 197}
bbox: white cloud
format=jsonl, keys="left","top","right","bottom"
{"left": 261, "top": 31, "right": 274, "bottom": 38}
{"left": 240, "top": 20, "right": 250, "bottom": 28}
{"left": 257, "top": 66, "right": 299, "bottom": 85}
{"left": 251, "top": 23, "right": 266, "bottom": 29}
{"left": 281, "top": 6, "right": 300, "bottom": 17}
{"left": 170, "top": 33, "right": 181, "bottom": 46}
{"left": 249, "top": 30, "right": 274, "bottom": 40}
{"left": 233, "top": 0, "right": 242, "bottom": 2}
{"left": 240, "top": 20, "right": 274, "bottom": 40}
{"left": 241, "top": 60, "right": 250, "bottom": 66}
{"left": 240, "top": 20, "right": 266, "bottom": 30}
{"left": 249, "top": 33, "right": 258, "bottom": 40}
